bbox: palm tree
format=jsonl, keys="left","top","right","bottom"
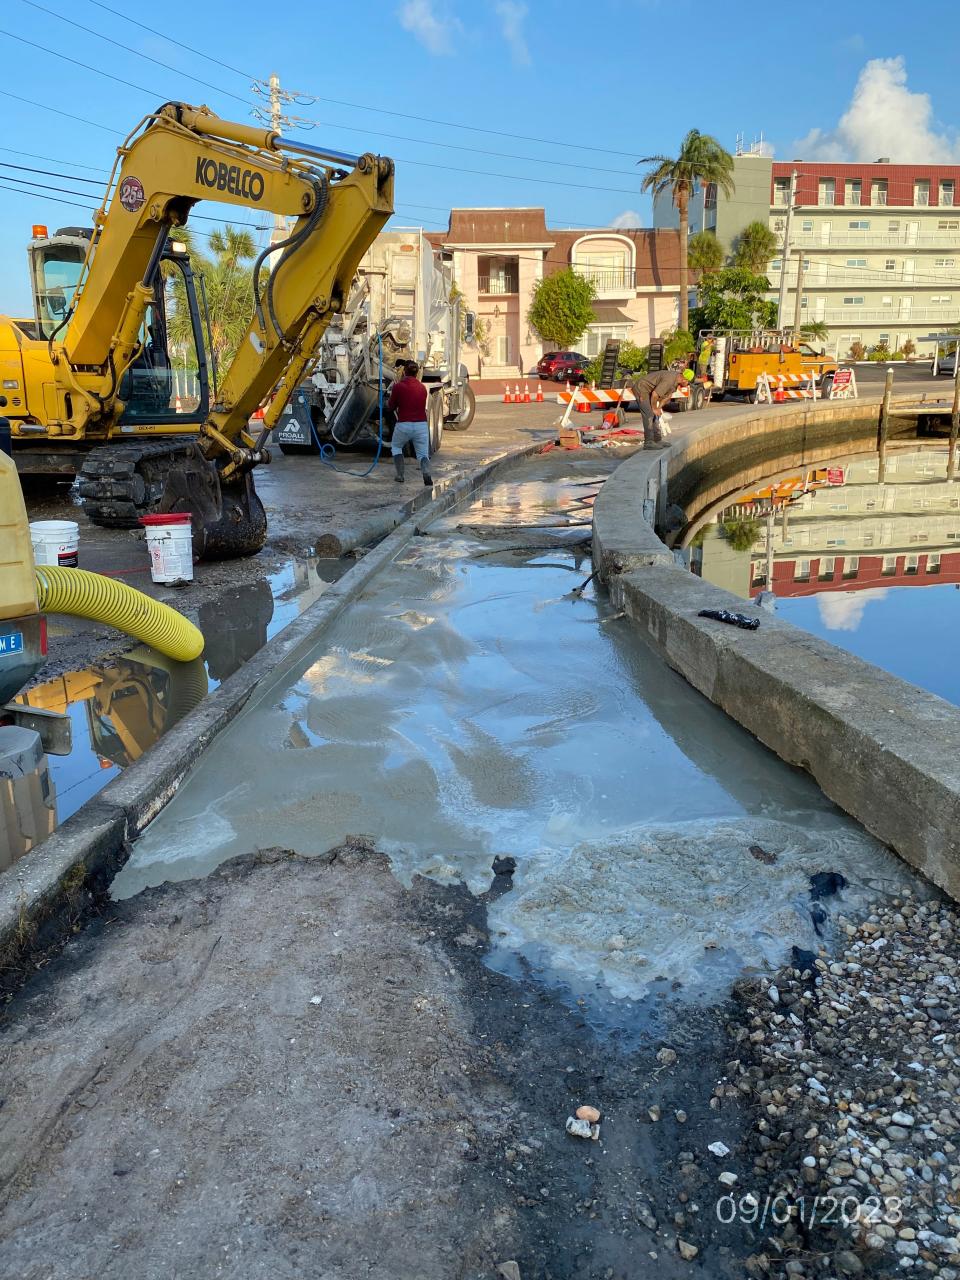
{"left": 732, "top": 221, "right": 778, "bottom": 274}
{"left": 688, "top": 230, "right": 724, "bottom": 278}
{"left": 640, "top": 131, "right": 735, "bottom": 334}
{"left": 800, "top": 320, "right": 829, "bottom": 343}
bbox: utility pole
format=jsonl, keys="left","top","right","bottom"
{"left": 268, "top": 73, "right": 287, "bottom": 264}
{"left": 777, "top": 170, "right": 799, "bottom": 331}
{"left": 792, "top": 252, "right": 805, "bottom": 335}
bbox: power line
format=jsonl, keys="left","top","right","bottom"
{"left": 84, "top": 0, "right": 252, "bottom": 79}
{"left": 17, "top": 0, "right": 252, "bottom": 108}
{"left": 0, "top": 27, "right": 165, "bottom": 99}
{"left": 78, "top": 0, "right": 640, "bottom": 159}
{"left": 0, "top": 144, "right": 107, "bottom": 173}
{"left": 0, "top": 160, "right": 106, "bottom": 186}
{"left": 0, "top": 86, "right": 118, "bottom": 133}
{"left": 3, "top": 28, "right": 642, "bottom": 195}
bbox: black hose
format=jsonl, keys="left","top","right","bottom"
{"left": 252, "top": 174, "right": 329, "bottom": 340}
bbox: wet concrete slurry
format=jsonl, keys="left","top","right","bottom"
{"left": 115, "top": 451, "right": 918, "bottom": 1006}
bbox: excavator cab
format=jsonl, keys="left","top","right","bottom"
{"left": 27, "top": 227, "right": 210, "bottom": 426}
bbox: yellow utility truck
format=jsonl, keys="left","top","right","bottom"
{"left": 702, "top": 329, "right": 837, "bottom": 403}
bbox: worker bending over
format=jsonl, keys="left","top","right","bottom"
{"left": 632, "top": 365, "right": 694, "bottom": 446}
{"left": 387, "top": 361, "right": 433, "bottom": 487}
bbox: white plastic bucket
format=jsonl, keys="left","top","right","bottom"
{"left": 140, "top": 513, "right": 194, "bottom": 585}
{"left": 29, "top": 520, "right": 79, "bottom": 567}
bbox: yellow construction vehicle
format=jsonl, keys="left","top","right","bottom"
{"left": 701, "top": 329, "right": 838, "bottom": 403}
{"left": 1, "top": 102, "right": 394, "bottom": 557}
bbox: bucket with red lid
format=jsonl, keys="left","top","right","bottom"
{"left": 139, "top": 513, "right": 194, "bottom": 585}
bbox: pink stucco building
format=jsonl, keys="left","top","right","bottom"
{"left": 426, "top": 208, "right": 683, "bottom": 379}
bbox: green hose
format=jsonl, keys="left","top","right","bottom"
{"left": 35, "top": 566, "right": 205, "bottom": 663}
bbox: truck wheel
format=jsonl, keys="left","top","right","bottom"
{"left": 691, "top": 385, "right": 705, "bottom": 410}
{"left": 445, "top": 382, "right": 476, "bottom": 431}
{"left": 428, "top": 392, "right": 444, "bottom": 456}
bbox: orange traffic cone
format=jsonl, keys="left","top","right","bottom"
{"left": 576, "top": 393, "right": 591, "bottom": 414}
{"left": 252, "top": 405, "right": 265, "bottom": 421}
{"left": 174, "top": 394, "right": 183, "bottom": 414}
{"left": 773, "top": 377, "right": 786, "bottom": 403}
{"left": 535, "top": 383, "right": 544, "bottom": 402}
{"left": 523, "top": 383, "right": 531, "bottom": 403}
{"left": 564, "top": 380, "right": 571, "bottom": 396}
{"left": 514, "top": 383, "right": 521, "bottom": 404}
{"left": 503, "top": 383, "right": 512, "bottom": 404}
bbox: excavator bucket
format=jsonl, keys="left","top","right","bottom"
{"left": 158, "top": 451, "right": 267, "bottom": 560}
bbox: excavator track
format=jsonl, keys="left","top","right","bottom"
{"left": 77, "top": 441, "right": 267, "bottom": 559}
{"left": 77, "top": 441, "right": 196, "bottom": 528}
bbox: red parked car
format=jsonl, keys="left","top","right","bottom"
{"left": 536, "top": 351, "right": 589, "bottom": 382}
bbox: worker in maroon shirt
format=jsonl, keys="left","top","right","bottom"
{"left": 386, "top": 361, "right": 433, "bottom": 487}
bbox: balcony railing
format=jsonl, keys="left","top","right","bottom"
{"left": 791, "top": 232, "right": 960, "bottom": 248}
{"left": 815, "top": 306, "right": 959, "bottom": 323}
{"left": 478, "top": 276, "right": 519, "bottom": 295}
{"left": 572, "top": 266, "right": 636, "bottom": 295}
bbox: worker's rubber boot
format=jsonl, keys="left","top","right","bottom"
{"left": 393, "top": 453, "right": 404, "bottom": 484}
{"left": 420, "top": 457, "right": 434, "bottom": 488}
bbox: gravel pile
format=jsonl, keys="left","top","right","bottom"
{"left": 724, "top": 887, "right": 960, "bottom": 1278}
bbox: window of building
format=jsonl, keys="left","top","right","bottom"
{"left": 848, "top": 220, "right": 870, "bottom": 230}
{"left": 818, "top": 178, "right": 836, "bottom": 206}
{"left": 882, "top": 555, "right": 897, "bottom": 574}
{"left": 940, "top": 181, "right": 955, "bottom": 206}
{"left": 885, "top": 258, "right": 896, "bottom": 270}
{"left": 580, "top": 324, "right": 632, "bottom": 358}
{"left": 774, "top": 177, "right": 791, "bottom": 207}
{"left": 819, "top": 556, "right": 836, "bottom": 578}
{"left": 478, "top": 255, "right": 519, "bottom": 295}
{"left": 800, "top": 296, "right": 808, "bottom": 309}
{"left": 882, "top": 295, "right": 893, "bottom": 307}
{"left": 878, "top": 333, "right": 890, "bottom": 344}
{"left": 794, "top": 559, "right": 811, "bottom": 580}
{"left": 932, "top": 295, "right": 953, "bottom": 304}
{"left": 938, "top": 219, "right": 960, "bottom": 230}
{"left": 844, "top": 179, "right": 862, "bottom": 205}
{"left": 914, "top": 179, "right": 931, "bottom": 206}
{"left": 843, "top": 556, "right": 860, "bottom": 577}
{"left": 801, "top": 219, "right": 814, "bottom": 232}
{"left": 871, "top": 179, "right": 888, "bottom": 205}
{"left": 889, "top": 220, "right": 901, "bottom": 232}
{"left": 843, "top": 296, "right": 865, "bottom": 305}
{"left": 845, "top": 258, "right": 867, "bottom": 267}
{"left": 770, "top": 259, "right": 782, "bottom": 271}
{"left": 934, "top": 258, "right": 956, "bottom": 268}
{"left": 927, "top": 553, "right": 942, "bottom": 573}
{"left": 904, "top": 554, "right": 920, "bottom": 574}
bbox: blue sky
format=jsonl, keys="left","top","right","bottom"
{"left": 1, "top": 0, "right": 959, "bottom": 314}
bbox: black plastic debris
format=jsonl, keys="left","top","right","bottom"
{"left": 810, "top": 871, "right": 848, "bottom": 900}
{"left": 697, "top": 608, "right": 760, "bottom": 631}
{"left": 791, "top": 945, "right": 818, "bottom": 974}
{"left": 810, "top": 903, "right": 828, "bottom": 937}
{"left": 492, "top": 855, "right": 517, "bottom": 877}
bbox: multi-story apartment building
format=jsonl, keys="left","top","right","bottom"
{"left": 426, "top": 209, "right": 682, "bottom": 380}
{"left": 696, "top": 452, "right": 960, "bottom": 600}
{"left": 654, "top": 151, "right": 960, "bottom": 357}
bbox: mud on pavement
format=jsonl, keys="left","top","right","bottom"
{"left": 0, "top": 837, "right": 759, "bottom": 1280}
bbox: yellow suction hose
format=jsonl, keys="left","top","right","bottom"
{"left": 35, "top": 566, "right": 205, "bottom": 662}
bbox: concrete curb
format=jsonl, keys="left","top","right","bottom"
{"left": 0, "top": 438, "right": 544, "bottom": 989}
{"left": 593, "top": 397, "right": 960, "bottom": 900}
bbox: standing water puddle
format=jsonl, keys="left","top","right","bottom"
{"left": 113, "top": 454, "right": 918, "bottom": 1006}
{"left": 2, "top": 555, "right": 344, "bottom": 864}
{"left": 690, "top": 444, "right": 960, "bottom": 704}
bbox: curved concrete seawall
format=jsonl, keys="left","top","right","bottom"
{"left": 593, "top": 398, "right": 960, "bottom": 901}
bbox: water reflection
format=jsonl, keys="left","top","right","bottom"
{"left": 692, "top": 445, "right": 960, "bottom": 702}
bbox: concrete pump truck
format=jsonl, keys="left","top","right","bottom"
{"left": 0, "top": 101, "right": 394, "bottom": 558}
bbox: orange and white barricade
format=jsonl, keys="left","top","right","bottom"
{"left": 828, "top": 368, "right": 858, "bottom": 400}
{"left": 756, "top": 372, "right": 819, "bottom": 405}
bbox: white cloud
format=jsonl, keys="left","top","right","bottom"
{"left": 398, "top": 0, "right": 461, "bottom": 55}
{"left": 792, "top": 57, "right": 959, "bottom": 162}
{"left": 610, "top": 209, "right": 643, "bottom": 229}
{"left": 494, "top": 1, "right": 531, "bottom": 66}
{"left": 816, "top": 587, "right": 888, "bottom": 632}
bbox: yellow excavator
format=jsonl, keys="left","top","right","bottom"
{"left": 0, "top": 101, "right": 394, "bottom": 558}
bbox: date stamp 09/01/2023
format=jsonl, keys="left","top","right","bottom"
{"left": 716, "top": 1192, "right": 903, "bottom": 1229}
